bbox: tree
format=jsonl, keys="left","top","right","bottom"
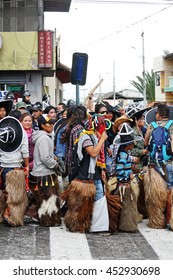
{"left": 130, "top": 70, "right": 155, "bottom": 103}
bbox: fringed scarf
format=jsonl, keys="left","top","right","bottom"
{"left": 95, "top": 131, "right": 106, "bottom": 169}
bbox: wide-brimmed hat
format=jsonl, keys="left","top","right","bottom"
{"left": 145, "top": 106, "right": 173, "bottom": 125}
{"left": 0, "top": 99, "right": 13, "bottom": 116}
{"left": 0, "top": 116, "right": 23, "bottom": 152}
{"left": 113, "top": 116, "right": 133, "bottom": 133}
{"left": 126, "top": 102, "right": 150, "bottom": 119}
{"left": 114, "top": 123, "right": 142, "bottom": 145}
{"left": 114, "top": 101, "right": 124, "bottom": 111}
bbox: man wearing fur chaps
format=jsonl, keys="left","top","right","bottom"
{"left": 27, "top": 114, "right": 63, "bottom": 226}
{"left": 0, "top": 115, "right": 29, "bottom": 226}
{"left": 28, "top": 174, "right": 61, "bottom": 226}
{"left": 111, "top": 123, "right": 142, "bottom": 232}
{"left": 144, "top": 104, "right": 173, "bottom": 229}
{"left": 3, "top": 170, "right": 28, "bottom": 226}
{"left": 62, "top": 114, "right": 121, "bottom": 234}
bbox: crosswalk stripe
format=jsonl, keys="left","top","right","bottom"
{"left": 50, "top": 222, "right": 92, "bottom": 260}
{"left": 138, "top": 220, "right": 173, "bottom": 260}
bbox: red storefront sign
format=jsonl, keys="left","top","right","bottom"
{"left": 38, "top": 30, "right": 53, "bottom": 68}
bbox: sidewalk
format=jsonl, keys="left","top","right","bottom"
{"left": 138, "top": 219, "right": 173, "bottom": 260}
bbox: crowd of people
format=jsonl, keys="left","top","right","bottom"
{"left": 0, "top": 93, "right": 173, "bottom": 234}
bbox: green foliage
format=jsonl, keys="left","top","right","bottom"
{"left": 130, "top": 71, "right": 155, "bottom": 102}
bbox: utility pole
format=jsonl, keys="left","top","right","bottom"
{"left": 141, "top": 31, "right": 147, "bottom": 107}
{"left": 99, "top": 73, "right": 102, "bottom": 102}
{"left": 113, "top": 59, "right": 116, "bottom": 106}
{"left": 76, "top": 84, "right": 80, "bottom": 105}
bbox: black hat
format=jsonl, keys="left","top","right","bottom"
{"left": 114, "top": 123, "right": 142, "bottom": 145}
{"left": 32, "top": 104, "right": 42, "bottom": 112}
{"left": 0, "top": 116, "right": 23, "bottom": 152}
{"left": 37, "top": 114, "right": 56, "bottom": 125}
{"left": 114, "top": 101, "right": 124, "bottom": 111}
{"left": 0, "top": 99, "right": 13, "bottom": 116}
{"left": 107, "top": 104, "right": 119, "bottom": 114}
{"left": 145, "top": 106, "right": 173, "bottom": 125}
{"left": 5, "top": 92, "right": 15, "bottom": 101}
{"left": 126, "top": 102, "right": 149, "bottom": 119}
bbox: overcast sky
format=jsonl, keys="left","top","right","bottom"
{"left": 45, "top": 0, "right": 173, "bottom": 101}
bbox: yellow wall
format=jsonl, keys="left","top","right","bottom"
{"left": 165, "top": 92, "right": 173, "bottom": 103}
{"left": 0, "top": 32, "right": 55, "bottom": 70}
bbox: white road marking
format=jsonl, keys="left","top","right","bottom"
{"left": 50, "top": 221, "right": 92, "bottom": 260}
{"left": 138, "top": 219, "right": 173, "bottom": 260}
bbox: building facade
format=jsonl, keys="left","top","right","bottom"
{"left": 0, "top": 0, "right": 71, "bottom": 104}
{"left": 153, "top": 53, "right": 173, "bottom": 104}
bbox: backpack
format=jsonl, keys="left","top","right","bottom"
{"left": 54, "top": 125, "right": 67, "bottom": 159}
{"left": 71, "top": 133, "right": 95, "bottom": 179}
{"left": 149, "top": 120, "right": 173, "bottom": 164}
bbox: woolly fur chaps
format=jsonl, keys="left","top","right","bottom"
{"left": 6, "top": 170, "right": 28, "bottom": 226}
{"left": 63, "top": 180, "right": 96, "bottom": 233}
{"left": 143, "top": 167, "right": 167, "bottom": 229}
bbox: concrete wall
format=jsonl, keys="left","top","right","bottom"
{"left": 0, "top": 31, "right": 56, "bottom": 71}
{"left": 27, "top": 72, "right": 43, "bottom": 103}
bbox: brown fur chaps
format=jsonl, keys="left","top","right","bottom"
{"left": 30, "top": 174, "right": 61, "bottom": 227}
{"left": 143, "top": 166, "right": 167, "bottom": 229}
{"left": 131, "top": 175, "right": 148, "bottom": 220}
{"left": 166, "top": 188, "right": 173, "bottom": 230}
{"left": 62, "top": 179, "right": 96, "bottom": 233}
{"left": 115, "top": 183, "right": 138, "bottom": 232}
{"left": 106, "top": 193, "right": 121, "bottom": 233}
{"left": 103, "top": 178, "right": 121, "bottom": 233}
{"left": 5, "top": 170, "right": 28, "bottom": 226}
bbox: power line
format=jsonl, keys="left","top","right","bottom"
{"left": 67, "top": 4, "right": 172, "bottom": 53}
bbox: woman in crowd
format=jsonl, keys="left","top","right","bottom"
{"left": 44, "top": 105, "right": 57, "bottom": 121}
{"left": 20, "top": 112, "right": 34, "bottom": 172}
{"left": 61, "top": 106, "right": 88, "bottom": 182}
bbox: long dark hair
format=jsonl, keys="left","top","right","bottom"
{"left": 61, "top": 106, "right": 87, "bottom": 143}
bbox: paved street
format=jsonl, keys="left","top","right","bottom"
{"left": 0, "top": 219, "right": 172, "bottom": 260}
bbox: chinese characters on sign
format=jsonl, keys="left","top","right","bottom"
{"left": 38, "top": 31, "right": 53, "bottom": 68}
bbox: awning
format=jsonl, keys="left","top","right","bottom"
{"left": 56, "top": 62, "right": 71, "bottom": 84}
{"left": 43, "top": 0, "right": 72, "bottom": 12}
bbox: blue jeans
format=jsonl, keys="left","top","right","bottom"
{"left": 155, "top": 163, "right": 173, "bottom": 189}
{"left": 166, "top": 163, "right": 173, "bottom": 189}
{"left": 94, "top": 179, "right": 104, "bottom": 201}
{"left": 106, "top": 154, "right": 112, "bottom": 173}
